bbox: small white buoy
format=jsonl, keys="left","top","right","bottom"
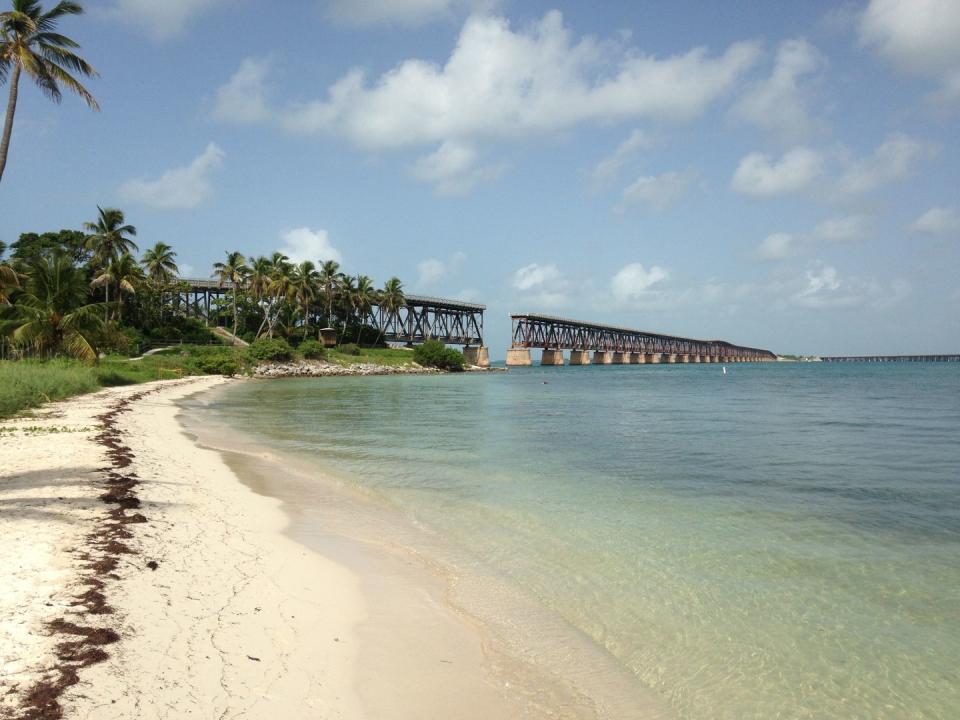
{"left": 722, "top": 366, "right": 727, "bottom": 374}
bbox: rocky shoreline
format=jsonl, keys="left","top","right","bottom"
{"left": 253, "top": 361, "right": 444, "bottom": 378}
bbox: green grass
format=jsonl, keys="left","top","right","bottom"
{"left": 0, "top": 346, "right": 250, "bottom": 419}
{"left": 326, "top": 346, "right": 416, "bottom": 367}
{"left": 0, "top": 359, "right": 101, "bottom": 419}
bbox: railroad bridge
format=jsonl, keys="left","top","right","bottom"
{"left": 507, "top": 314, "right": 775, "bottom": 365}
{"left": 172, "top": 279, "right": 489, "bottom": 366}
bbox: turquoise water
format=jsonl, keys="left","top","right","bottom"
{"left": 196, "top": 363, "right": 960, "bottom": 719}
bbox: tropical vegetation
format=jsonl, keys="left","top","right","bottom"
{"left": 0, "top": 208, "right": 411, "bottom": 365}
{"left": 0, "top": 0, "right": 99, "bottom": 184}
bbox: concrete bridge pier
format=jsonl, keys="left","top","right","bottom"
{"left": 569, "top": 350, "right": 591, "bottom": 365}
{"left": 630, "top": 352, "right": 644, "bottom": 364}
{"left": 680, "top": 354, "right": 691, "bottom": 363}
{"left": 646, "top": 353, "right": 660, "bottom": 363}
{"left": 592, "top": 351, "right": 613, "bottom": 364}
{"left": 666, "top": 353, "right": 677, "bottom": 363}
{"left": 462, "top": 346, "right": 490, "bottom": 368}
{"left": 506, "top": 347, "right": 532, "bottom": 366}
{"left": 693, "top": 354, "right": 702, "bottom": 363}
{"left": 541, "top": 349, "right": 565, "bottom": 365}
{"left": 612, "top": 352, "right": 630, "bottom": 364}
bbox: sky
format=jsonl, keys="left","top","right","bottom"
{"left": 2, "top": 0, "right": 959, "bottom": 357}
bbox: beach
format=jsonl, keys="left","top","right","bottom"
{"left": 0, "top": 377, "right": 553, "bottom": 719}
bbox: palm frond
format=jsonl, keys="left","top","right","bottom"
{"left": 38, "top": 56, "right": 98, "bottom": 109}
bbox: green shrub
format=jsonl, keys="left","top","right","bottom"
{"left": 196, "top": 355, "right": 241, "bottom": 376}
{"left": 298, "top": 339, "right": 327, "bottom": 360}
{"left": 413, "top": 340, "right": 465, "bottom": 371}
{"left": 338, "top": 343, "right": 361, "bottom": 356}
{"left": 248, "top": 337, "right": 293, "bottom": 362}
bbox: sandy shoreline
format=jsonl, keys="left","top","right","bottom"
{"left": 0, "top": 377, "right": 572, "bottom": 719}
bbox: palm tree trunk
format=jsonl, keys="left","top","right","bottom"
{"left": 104, "top": 282, "right": 110, "bottom": 322}
{"left": 232, "top": 289, "right": 238, "bottom": 336}
{"left": 0, "top": 65, "right": 22, "bottom": 184}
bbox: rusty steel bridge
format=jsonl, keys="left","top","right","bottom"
{"left": 171, "top": 279, "right": 489, "bottom": 364}
{"left": 507, "top": 314, "right": 775, "bottom": 365}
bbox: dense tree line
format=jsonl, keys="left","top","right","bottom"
{"left": 0, "top": 208, "right": 407, "bottom": 361}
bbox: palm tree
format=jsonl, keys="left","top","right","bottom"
{"left": 90, "top": 252, "right": 141, "bottom": 322}
{"left": 83, "top": 206, "right": 137, "bottom": 313}
{"left": 5, "top": 252, "right": 102, "bottom": 361}
{"left": 291, "top": 260, "right": 319, "bottom": 338}
{"left": 0, "top": 240, "right": 20, "bottom": 304}
{"left": 141, "top": 241, "right": 178, "bottom": 285}
{"left": 0, "top": 0, "right": 99, "bottom": 183}
{"left": 318, "top": 260, "right": 340, "bottom": 328}
{"left": 376, "top": 276, "right": 405, "bottom": 345}
{"left": 337, "top": 274, "right": 356, "bottom": 341}
{"left": 212, "top": 250, "right": 247, "bottom": 336}
{"left": 352, "top": 274, "right": 376, "bottom": 332}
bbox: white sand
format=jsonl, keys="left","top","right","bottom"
{"left": 0, "top": 377, "right": 562, "bottom": 719}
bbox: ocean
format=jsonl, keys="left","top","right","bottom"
{"left": 183, "top": 362, "right": 960, "bottom": 719}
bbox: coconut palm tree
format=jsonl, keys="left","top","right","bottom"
{"left": 141, "top": 241, "right": 178, "bottom": 285}
{"left": 5, "top": 252, "right": 102, "bottom": 361}
{"left": 90, "top": 251, "right": 141, "bottom": 322}
{"left": 291, "top": 260, "right": 319, "bottom": 338}
{"left": 0, "top": 0, "right": 99, "bottom": 183}
{"left": 212, "top": 250, "right": 247, "bottom": 337}
{"left": 83, "top": 206, "right": 137, "bottom": 312}
{"left": 0, "top": 240, "right": 20, "bottom": 304}
{"left": 375, "top": 276, "right": 405, "bottom": 345}
{"left": 318, "top": 260, "right": 340, "bottom": 328}
{"left": 352, "top": 274, "right": 376, "bottom": 330}
{"left": 255, "top": 252, "right": 292, "bottom": 338}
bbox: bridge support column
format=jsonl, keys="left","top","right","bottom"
{"left": 612, "top": 352, "right": 629, "bottom": 364}
{"left": 462, "top": 346, "right": 490, "bottom": 368}
{"left": 630, "top": 352, "right": 644, "bottom": 364}
{"left": 506, "top": 347, "right": 532, "bottom": 366}
{"left": 666, "top": 353, "right": 677, "bottom": 363}
{"left": 569, "top": 350, "right": 591, "bottom": 365}
{"left": 541, "top": 349, "right": 565, "bottom": 365}
{"left": 646, "top": 353, "right": 660, "bottom": 363}
{"left": 592, "top": 351, "right": 613, "bottom": 364}
{"left": 680, "top": 354, "right": 691, "bottom": 363}
{"left": 693, "top": 354, "right": 702, "bottom": 363}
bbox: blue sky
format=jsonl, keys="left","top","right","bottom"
{"left": 2, "top": 0, "right": 959, "bottom": 356}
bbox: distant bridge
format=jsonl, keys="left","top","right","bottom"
{"left": 507, "top": 314, "right": 775, "bottom": 365}
{"left": 171, "top": 279, "right": 488, "bottom": 364}
{"left": 821, "top": 355, "right": 959, "bottom": 363}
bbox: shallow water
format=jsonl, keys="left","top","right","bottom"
{"left": 189, "top": 363, "right": 960, "bottom": 719}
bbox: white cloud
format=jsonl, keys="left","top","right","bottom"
{"left": 102, "top": 0, "right": 225, "bottom": 40}
{"left": 791, "top": 263, "right": 910, "bottom": 309}
{"left": 118, "top": 143, "right": 225, "bottom": 210}
{"left": 756, "top": 233, "right": 798, "bottom": 261}
{"left": 513, "top": 263, "right": 561, "bottom": 291}
{"left": 411, "top": 140, "right": 504, "bottom": 194}
{"left": 211, "top": 58, "right": 272, "bottom": 124}
{"left": 324, "top": 0, "right": 482, "bottom": 27}
{"left": 620, "top": 170, "right": 696, "bottom": 210}
{"left": 278, "top": 227, "right": 343, "bottom": 264}
{"left": 223, "top": 12, "right": 759, "bottom": 149}
{"left": 732, "top": 38, "right": 826, "bottom": 142}
{"left": 910, "top": 206, "right": 960, "bottom": 235}
{"left": 589, "top": 129, "right": 652, "bottom": 189}
{"left": 610, "top": 263, "right": 669, "bottom": 302}
{"left": 860, "top": 0, "right": 960, "bottom": 107}
{"left": 416, "top": 251, "right": 466, "bottom": 287}
{"left": 731, "top": 147, "right": 823, "bottom": 196}
{"left": 813, "top": 215, "right": 868, "bottom": 242}
{"left": 836, "top": 133, "right": 928, "bottom": 196}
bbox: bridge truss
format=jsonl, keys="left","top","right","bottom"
{"left": 510, "top": 314, "right": 775, "bottom": 360}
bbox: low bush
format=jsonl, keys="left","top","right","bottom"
{"left": 195, "top": 355, "right": 241, "bottom": 376}
{"left": 298, "top": 339, "right": 327, "bottom": 360}
{"left": 338, "top": 343, "right": 361, "bottom": 356}
{"left": 413, "top": 340, "right": 465, "bottom": 371}
{"left": 248, "top": 337, "right": 294, "bottom": 362}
